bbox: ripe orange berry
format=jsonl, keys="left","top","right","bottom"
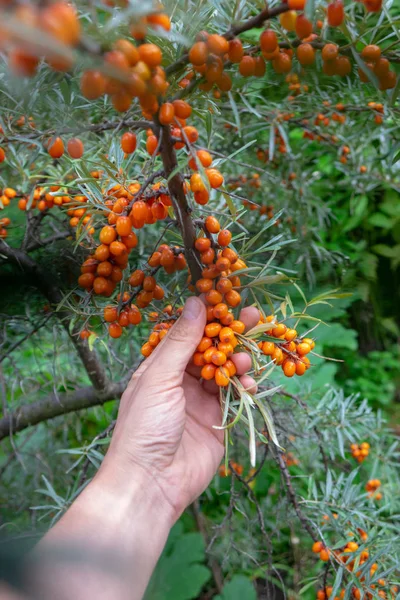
{"left": 172, "top": 100, "right": 192, "bottom": 119}
{"left": 128, "top": 306, "right": 142, "bottom": 325}
{"left": 48, "top": 137, "right": 64, "bottom": 159}
{"left": 216, "top": 278, "right": 233, "bottom": 294}
{"left": 183, "top": 126, "right": 199, "bottom": 143}
{"left": 205, "top": 322, "right": 222, "bottom": 338}
{"left": 196, "top": 278, "right": 214, "bottom": 293}
{"left": 205, "top": 289, "right": 223, "bottom": 305}
{"left": 195, "top": 237, "right": 211, "bottom": 252}
{"left": 262, "top": 341, "right": 275, "bottom": 356}
{"left": 99, "top": 226, "right": 117, "bottom": 245}
{"left": 288, "top": 0, "right": 305, "bottom": 8}
{"left": 94, "top": 244, "right": 110, "bottom": 262}
{"left": 215, "top": 366, "right": 230, "bottom": 387}
{"left": 272, "top": 323, "right": 287, "bottom": 337}
{"left": 272, "top": 52, "right": 292, "bottom": 74}
{"left": 271, "top": 346, "right": 284, "bottom": 365}
{"left": 109, "top": 322, "right": 123, "bottom": 338}
{"left": 104, "top": 305, "right": 118, "bottom": 323}
{"left": 207, "top": 34, "right": 229, "bottom": 56}
{"left": 201, "top": 363, "right": 216, "bottom": 380}
{"left": 189, "top": 41, "right": 208, "bottom": 66}
{"left": 211, "top": 350, "right": 227, "bottom": 366}
{"left": 97, "top": 261, "right": 113, "bottom": 277}
{"left": 159, "top": 102, "right": 175, "bottom": 125}
{"left": 213, "top": 303, "right": 229, "bottom": 319}
{"left": 146, "top": 135, "right": 159, "bottom": 156}
{"left": 297, "top": 342, "right": 311, "bottom": 356}
{"left": 295, "top": 15, "right": 312, "bottom": 39}
{"left": 80, "top": 70, "right": 106, "bottom": 99}
{"left": 322, "top": 43, "right": 339, "bottom": 62}
{"left": 67, "top": 138, "right": 84, "bottom": 159}
{"left": 197, "top": 336, "right": 213, "bottom": 352}
{"left": 327, "top": 0, "right": 345, "bottom": 26}
{"left": 0, "top": 148, "right": 5, "bottom": 163}
{"left": 205, "top": 215, "right": 220, "bottom": 233}
{"left": 115, "top": 216, "right": 132, "bottom": 237}
{"left": 225, "top": 290, "right": 241, "bottom": 307}
{"left": 138, "top": 43, "right": 162, "bottom": 67}
{"left": 297, "top": 43, "right": 315, "bottom": 66}
{"left": 206, "top": 168, "right": 224, "bottom": 188}
{"left": 260, "top": 29, "right": 278, "bottom": 53}
{"left": 282, "top": 359, "right": 296, "bottom": 377}
{"left": 216, "top": 256, "right": 230, "bottom": 272}
{"left": 228, "top": 38, "right": 244, "bottom": 63}
{"left": 319, "top": 549, "right": 330, "bottom": 562}
{"left": 121, "top": 132, "right": 137, "bottom": 154}
{"left": 312, "top": 541, "right": 324, "bottom": 554}
{"left": 239, "top": 56, "right": 255, "bottom": 77}
{"left": 230, "top": 320, "right": 245, "bottom": 335}
{"left": 141, "top": 341, "right": 154, "bottom": 356}
{"left": 219, "top": 327, "right": 235, "bottom": 344}
{"left": 285, "top": 329, "right": 297, "bottom": 342}
{"left": 193, "top": 352, "right": 206, "bottom": 367}
{"left": 200, "top": 248, "right": 215, "bottom": 264}
{"left": 279, "top": 10, "right": 297, "bottom": 31}
{"left": 78, "top": 272, "right": 95, "bottom": 289}
{"left": 361, "top": 45, "right": 381, "bottom": 63}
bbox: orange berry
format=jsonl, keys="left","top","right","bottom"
{"left": 312, "top": 541, "right": 324, "bottom": 553}
{"left": 297, "top": 342, "right": 311, "bottom": 356}
{"left": 197, "top": 336, "right": 213, "bottom": 352}
{"left": 67, "top": 138, "right": 84, "bottom": 159}
{"left": 201, "top": 363, "right": 216, "bottom": 380}
{"left": 99, "top": 226, "right": 117, "bottom": 245}
{"left": 196, "top": 279, "right": 213, "bottom": 294}
{"left": 230, "top": 320, "right": 245, "bottom": 335}
{"left": 189, "top": 41, "right": 208, "bottom": 66}
{"left": 205, "top": 322, "right": 222, "bottom": 338}
{"left": 217, "top": 229, "right": 232, "bottom": 246}
{"left": 205, "top": 289, "right": 223, "bottom": 305}
{"left": 172, "top": 100, "right": 192, "bottom": 119}
{"left": 48, "top": 136, "right": 64, "bottom": 158}
{"left": 207, "top": 34, "right": 229, "bottom": 56}
{"left": 319, "top": 549, "right": 330, "bottom": 562}
{"left": 239, "top": 56, "right": 255, "bottom": 77}
{"left": 228, "top": 38, "right": 244, "bottom": 63}
{"left": 215, "top": 366, "right": 230, "bottom": 386}
{"left": 260, "top": 29, "right": 278, "bottom": 54}
{"left": 159, "top": 102, "right": 175, "bottom": 125}
{"left": 216, "top": 278, "right": 233, "bottom": 294}
{"left": 225, "top": 290, "right": 241, "bottom": 307}
{"left": 282, "top": 359, "right": 296, "bottom": 377}
{"left": 327, "top": 1, "right": 345, "bottom": 26}
{"left": 295, "top": 14, "right": 312, "bottom": 39}
{"left": 213, "top": 303, "right": 229, "bottom": 319}
{"left": 195, "top": 237, "right": 211, "bottom": 252}
{"left": 297, "top": 43, "right": 315, "bottom": 66}
{"left": 121, "top": 132, "right": 137, "bottom": 154}
{"left": 138, "top": 43, "right": 162, "bottom": 67}
{"left": 109, "top": 322, "right": 123, "bottom": 338}
{"left": 205, "top": 216, "right": 220, "bottom": 234}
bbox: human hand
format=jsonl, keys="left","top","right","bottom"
{"left": 100, "top": 296, "right": 259, "bottom": 524}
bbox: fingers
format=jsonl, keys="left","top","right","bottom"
{"left": 239, "top": 306, "right": 260, "bottom": 332}
{"left": 238, "top": 374, "right": 257, "bottom": 395}
{"left": 231, "top": 352, "right": 252, "bottom": 375}
{"left": 142, "top": 296, "right": 206, "bottom": 382}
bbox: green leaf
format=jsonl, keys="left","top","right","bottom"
{"left": 144, "top": 525, "right": 211, "bottom": 600}
{"left": 215, "top": 575, "right": 257, "bottom": 600}
{"left": 368, "top": 213, "right": 395, "bottom": 229}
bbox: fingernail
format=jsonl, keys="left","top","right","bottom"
{"left": 183, "top": 296, "right": 202, "bottom": 320}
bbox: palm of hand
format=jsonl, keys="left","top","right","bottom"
{"left": 112, "top": 372, "right": 224, "bottom": 520}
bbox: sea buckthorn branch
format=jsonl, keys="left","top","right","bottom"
{"left": 274, "top": 444, "right": 318, "bottom": 541}
{"left": 165, "top": 2, "right": 290, "bottom": 77}
{"left": 0, "top": 118, "right": 153, "bottom": 146}
{"left": 0, "top": 239, "right": 111, "bottom": 392}
{"left": 0, "top": 382, "right": 125, "bottom": 441}
{"left": 159, "top": 124, "right": 203, "bottom": 283}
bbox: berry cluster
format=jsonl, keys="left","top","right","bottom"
{"left": 191, "top": 216, "right": 247, "bottom": 387}
{"left": 366, "top": 478, "right": 382, "bottom": 501}
{"left": 140, "top": 305, "right": 183, "bottom": 356}
{"left": 313, "top": 532, "right": 398, "bottom": 599}
{"left": 0, "top": 217, "right": 11, "bottom": 239}
{"left": 257, "top": 318, "right": 315, "bottom": 378}
{"left": 350, "top": 441, "right": 370, "bottom": 463}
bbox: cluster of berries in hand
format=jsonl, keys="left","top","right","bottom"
{"left": 192, "top": 216, "right": 247, "bottom": 388}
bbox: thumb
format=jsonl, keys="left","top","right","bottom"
{"left": 145, "top": 296, "right": 206, "bottom": 381}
